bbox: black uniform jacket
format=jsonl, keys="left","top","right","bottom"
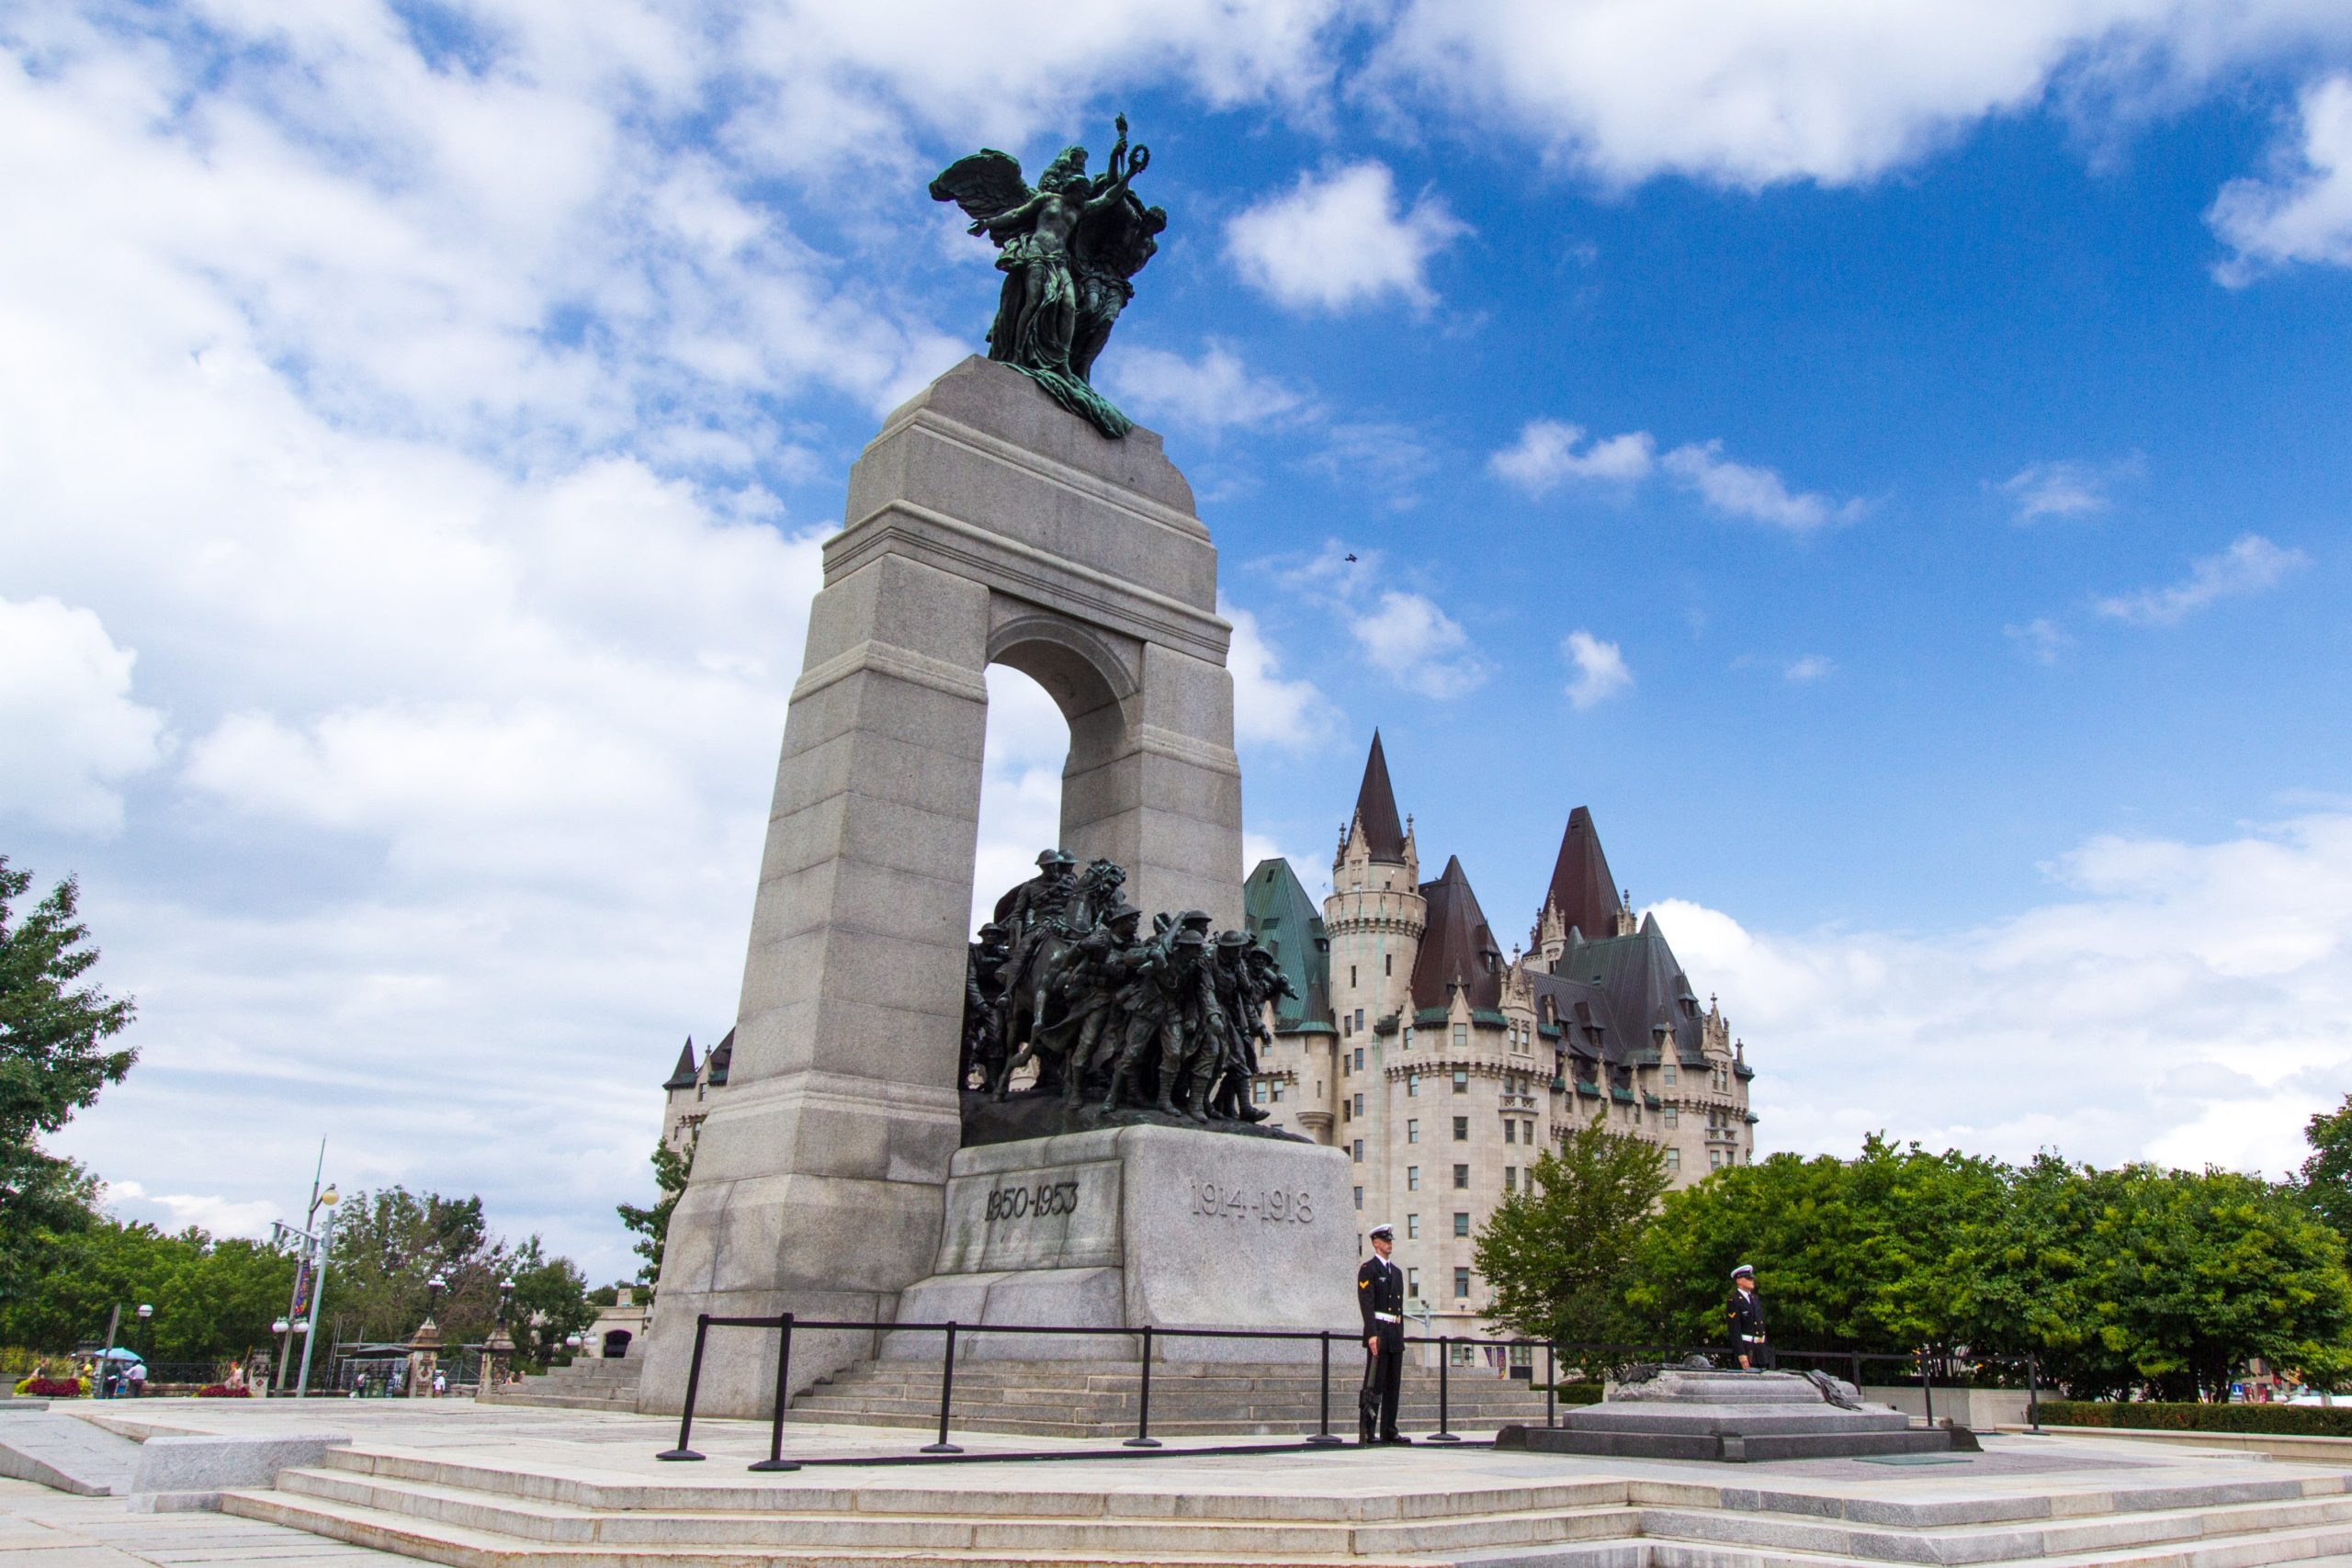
{"left": 1359, "top": 1255, "right": 1406, "bottom": 1338}
{"left": 1727, "top": 1287, "right": 1767, "bottom": 1342}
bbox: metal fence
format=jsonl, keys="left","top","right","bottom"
{"left": 655, "top": 1314, "right": 1574, "bottom": 1470}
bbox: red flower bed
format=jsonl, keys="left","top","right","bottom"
{"left": 196, "top": 1383, "right": 252, "bottom": 1398}
{"left": 18, "top": 1377, "right": 84, "bottom": 1398}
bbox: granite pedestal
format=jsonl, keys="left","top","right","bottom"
{"left": 640, "top": 358, "right": 1250, "bottom": 1419}
{"left": 888, "top": 1125, "right": 1357, "bottom": 1363}
{"left": 1503, "top": 1367, "right": 1974, "bottom": 1462}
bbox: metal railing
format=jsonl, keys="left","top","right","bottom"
{"left": 653, "top": 1314, "right": 1566, "bottom": 1468}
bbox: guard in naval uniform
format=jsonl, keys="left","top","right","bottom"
{"left": 1357, "top": 1223, "right": 1409, "bottom": 1444}
{"left": 1727, "top": 1262, "right": 1770, "bottom": 1370}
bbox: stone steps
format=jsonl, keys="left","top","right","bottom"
{"left": 494, "top": 1359, "right": 645, "bottom": 1413}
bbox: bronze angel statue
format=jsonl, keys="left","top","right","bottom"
{"left": 931, "top": 116, "right": 1167, "bottom": 438}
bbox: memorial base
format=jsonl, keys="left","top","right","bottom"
{"left": 1500, "top": 1367, "right": 1977, "bottom": 1462}
{"left": 888, "top": 1124, "right": 1357, "bottom": 1363}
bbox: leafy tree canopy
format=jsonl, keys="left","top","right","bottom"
{"left": 0, "top": 1217, "right": 291, "bottom": 1365}
{"left": 616, "top": 1134, "right": 692, "bottom": 1292}
{"left": 322, "top": 1185, "right": 594, "bottom": 1368}
{"left": 1474, "top": 1121, "right": 1668, "bottom": 1350}
{"left": 0, "top": 859, "right": 134, "bottom": 1294}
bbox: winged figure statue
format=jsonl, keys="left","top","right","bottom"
{"left": 931, "top": 116, "right": 1167, "bottom": 438}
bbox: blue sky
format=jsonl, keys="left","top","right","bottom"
{"left": 5, "top": 1, "right": 2351, "bottom": 1282}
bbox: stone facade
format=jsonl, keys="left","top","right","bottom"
{"left": 659, "top": 1032, "right": 729, "bottom": 1156}
{"left": 1245, "top": 732, "right": 1758, "bottom": 1345}
{"left": 639, "top": 356, "right": 1249, "bottom": 1419}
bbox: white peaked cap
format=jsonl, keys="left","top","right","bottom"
{"left": 1731, "top": 1262, "right": 1755, "bottom": 1279}
{"left": 1368, "top": 1222, "right": 1395, "bottom": 1238}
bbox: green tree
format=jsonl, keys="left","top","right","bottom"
{"left": 2299, "top": 1095, "right": 2352, "bottom": 1264}
{"left": 1626, "top": 1136, "right": 2007, "bottom": 1354}
{"left": 0, "top": 860, "right": 134, "bottom": 1293}
{"left": 506, "top": 1240, "right": 595, "bottom": 1366}
{"left": 320, "top": 1186, "right": 593, "bottom": 1369}
{"left": 0, "top": 1218, "right": 293, "bottom": 1366}
{"left": 616, "top": 1135, "right": 692, "bottom": 1292}
{"left": 1473, "top": 1122, "right": 1669, "bottom": 1349}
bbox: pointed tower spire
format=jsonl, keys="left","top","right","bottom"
{"left": 1351, "top": 730, "right": 1408, "bottom": 862}
{"left": 662, "top": 1036, "right": 698, "bottom": 1090}
{"left": 1544, "top": 806, "right": 1623, "bottom": 944}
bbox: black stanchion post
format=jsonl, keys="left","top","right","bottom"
{"left": 921, "top": 1321, "right": 965, "bottom": 1454}
{"left": 1850, "top": 1351, "right": 1862, "bottom": 1392}
{"left": 750, "top": 1312, "right": 799, "bottom": 1472}
{"left": 1429, "top": 1336, "right": 1460, "bottom": 1441}
{"left": 1545, "top": 1343, "right": 1556, "bottom": 1428}
{"left": 656, "top": 1314, "right": 711, "bottom": 1461}
{"left": 1919, "top": 1348, "right": 1936, "bottom": 1427}
{"left": 2027, "top": 1352, "right": 2041, "bottom": 1433}
{"left": 1306, "top": 1330, "right": 1342, "bottom": 1447}
{"left": 1124, "top": 1325, "right": 1161, "bottom": 1448}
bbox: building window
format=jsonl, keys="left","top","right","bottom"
{"left": 1407, "top": 1214, "right": 1420, "bottom": 1238}
{"left": 1352, "top": 1139, "right": 1363, "bottom": 1162}
{"left": 1352, "top": 1092, "right": 1363, "bottom": 1117}
{"left": 1663, "top": 1106, "right": 1677, "bottom": 1128}
{"left": 1453, "top": 1116, "right": 1468, "bottom": 1141}
{"left": 1385, "top": 953, "right": 1393, "bottom": 976}
{"left": 1663, "top": 1062, "right": 1677, "bottom": 1085}
{"left": 1253, "top": 1082, "right": 1265, "bottom": 1103}
{"left": 1504, "top": 1120, "right": 1516, "bottom": 1145}
{"left": 1341, "top": 1044, "right": 1351, "bottom": 1068}
{"left": 1272, "top": 1081, "right": 1284, "bottom": 1102}
{"left": 1403, "top": 1028, "right": 1414, "bottom": 1051}
{"left": 1354, "top": 1048, "right": 1365, "bottom": 1070}
{"left": 1341, "top": 1101, "right": 1351, "bottom": 1123}
{"left": 1666, "top": 1148, "right": 1680, "bottom": 1172}
{"left": 1453, "top": 1268, "right": 1470, "bottom": 1299}
{"left": 1453, "top": 1068, "right": 1469, "bottom": 1093}
{"left": 1710, "top": 1149, "right": 1724, "bottom": 1169}
{"left": 1350, "top": 964, "right": 1357, "bottom": 987}
{"left": 1407, "top": 1268, "right": 1419, "bottom": 1298}
{"left": 1407, "top": 1073, "right": 1419, "bottom": 1096}
{"left": 1353, "top": 1185, "right": 1363, "bottom": 1209}
{"left": 1453, "top": 1164, "right": 1469, "bottom": 1189}
{"left": 1453, "top": 1212, "right": 1470, "bottom": 1237}
{"left": 1342, "top": 1015, "right": 1352, "bottom": 1039}
{"left": 1453, "top": 1023, "right": 1467, "bottom": 1047}
{"left": 1407, "top": 1166, "right": 1419, "bottom": 1190}
{"left": 1504, "top": 1167, "right": 1518, "bottom": 1192}
{"left": 1407, "top": 1118, "right": 1419, "bottom": 1144}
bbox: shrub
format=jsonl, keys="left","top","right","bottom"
{"left": 14, "top": 1376, "right": 85, "bottom": 1398}
{"left": 2039, "top": 1399, "right": 2352, "bottom": 1438}
{"left": 195, "top": 1383, "right": 251, "bottom": 1398}
{"left": 1535, "top": 1382, "right": 1605, "bottom": 1404}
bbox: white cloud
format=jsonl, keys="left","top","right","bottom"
{"left": 1997, "top": 456, "right": 2140, "bottom": 523}
{"left": 2094, "top": 534, "right": 2311, "bottom": 626}
{"left": 106, "top": 1179, "right": 279, "bottom": 1240}
{"left": 1226, "top": 163, "right": 1470, "bottom": 311}
{"left": 1490, "top": 419, "right": 1656, "bottom": 495}
{"left": 0, "top": 597, "right": 167, "bottom": 835}
{"left": 1222, "top": 599, "right": 1337, "bottom": 749}
{"left": 1351, "top": 591, "right": 1494, "bottom": 699}
{"left": 1562, "top": 630, "right": 1634, "bottom": 708}
{"left": 1784, "top": 654, "right": 1835, "bottom": 682}
{"left": 1370, "top": 2, "right": 2352, "bottom": 192}
{"left": 2212, "top": 73, "right": 2352, "bottom": 283}
{"left": 1105, "top": 341, "right": 1313, "bottom": 433}
{"left": 1662, "top": 441, "right": 1860, "bottom": 532}
{"left": 2006, "top": 618, "right": 2075, "bottom": 664}
{"left": 1661, "top": 808, "right": 2352, "bottom": 1177}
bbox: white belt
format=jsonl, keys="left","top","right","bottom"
{"left": 1373, "top": 1312, "right": 1401, "bottom": 1324}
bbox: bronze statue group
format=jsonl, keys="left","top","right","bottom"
{"left": 961, "top": 851, "right": 1297, "bottom": 1125}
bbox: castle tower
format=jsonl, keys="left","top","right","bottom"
{"left": 1325, "top": 732, "right": 1426, "bottom": 1045}
{"left": 1532, "top": 806, "right": 1628, "bottom": 962}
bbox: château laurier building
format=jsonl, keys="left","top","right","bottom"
{"left": 1243, "top": 732, "right": 1757, "bottom": 1343}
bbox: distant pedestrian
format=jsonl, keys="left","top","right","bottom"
{"left": 1727, "top": 1264, "right": 1770, "bottom": 1370}
{"left": 125, "top": 1361, "right": 146, "bottom": 1398}
{"left": 432, "top": 1370, "right": 447, "bottom": 1397}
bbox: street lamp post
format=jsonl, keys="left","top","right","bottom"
{"left": 134, "top": 1304, "right": 153, "bottom": 1394}
{"left": 407, "top": 1273, "right": 447, "bottom": 1398}
{"left": 292, "top": 1188, "right": 340, "bottom": 1399}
